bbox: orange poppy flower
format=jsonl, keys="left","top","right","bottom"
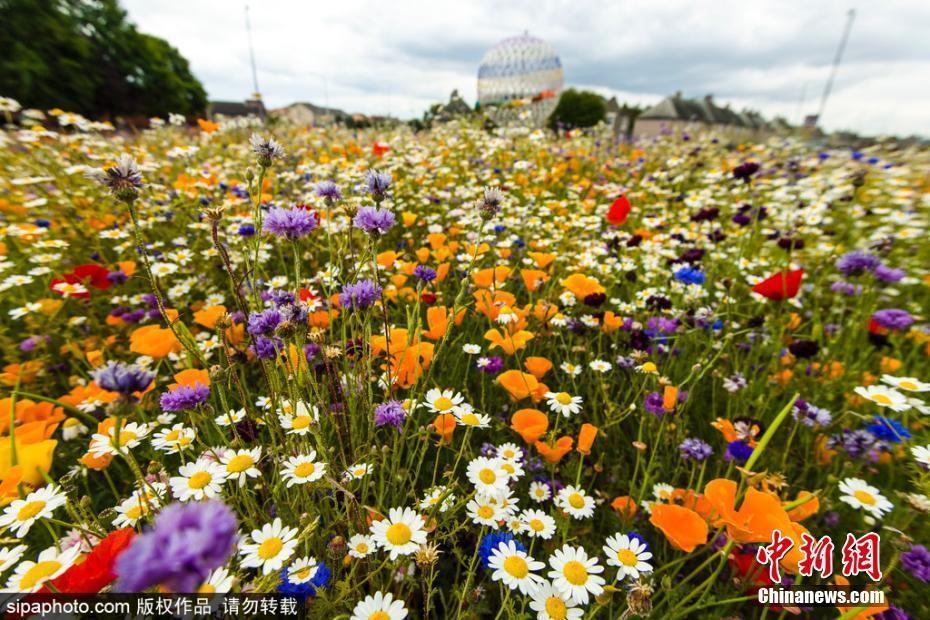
{"left": 193, "top": 305, "right": 226, "bottom": 329}
{"left": 484, "top": 328, "right": 534, "bottom": 355}
{"left": 423, "top": 306, "right": 451, "bottom": 341}
{"left": 785, "top": 491, "right": 820, "bottom": 522}
{"left": 527, "top": 251, "right": 555, "bottom": 268}
{"left": 662, "top": 386, "right": 679, "bottom": 412}
{"left": 0, "top": 398, "right": 65, "bottom": 435}
{"left": 601, "top": 311, "right": 623, "bottom": 333}
{"left": 472, "top": 265, "right": 511, "bottom": 289}
{"left": 577, "top": 423, "right": 598, "bottom": 455}
{"left": 0, "top": 435, "right": 57, "bottom": 486}
{"left": 169, "top": 368, "right": 210, "bottom": 390}
{"left": 560, "top": 273, "right": 605, "bottom": 298}
{"left": 535, "top": 436, "right": 574, "bottom": 464}
{"left": 523, "top": 357, "right": 552, "bottom": 380}
{"left": 129, "top": 325, "right": 181, "bottom": 358}
{"left": 0, "top": 466, "right": 24, "bottom": 506}
{"left": 611, "top": 496, "right": 637, "bottom": 519}
{"left": 510, "top": 409, "right": 548, "bottom": 444}
{"left": 521, "top": 269, "right": 550, "bottom": 292}
{"left": 196, "top": 118, "right": 218, "bottom": 133}
{"left": 498, "top": 370, "right": 539, "bottom": 401}
{"left": 650, "top": 504, "right": 708, "bottom": 552}
{"left": 474, "top": 289, "right": 517, "bottom": 321}
{"left": 433, "top": 413, "right": 456, "bottom": 443}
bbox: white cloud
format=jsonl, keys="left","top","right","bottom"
{"left": 122, "top": 0, "right": 930, "bottom": 135}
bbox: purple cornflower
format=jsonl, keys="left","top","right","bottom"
{"left": 732, "top": 161, "right": 760, "bottom": 182}
{"left": 247, "top": 308, "right": 281, "bottom": 336}
{"left": 871, "top": 309, "right": 914, "bottom": 331}
{"left": 92, "top": 361, "right": 155, "bottom": 397}
{"left": 791, "top": 400, "right": 832, "bottom": 427}
{"left": 374, "top": 400, "right": 407, "bottom": 431}
{"left": 679, "top": 438, "right": 713, "bottom": 461}
{"left": 364, "top": 170, "right": 392, "bottom": 199}
{"left": 831, "top": 280, "right": 862, "bottom": 296}
{"left": 477, "top": 356, "right": 504, "bottom": 374}
{"left": 314, "top": 180, "right": 342, "bottom": 201}
{"left": 874, "top": 264, "right": 905, "bottom": 283}
{"left": 413, "top": 265, "right": 437, "bottom": 283}
{"left": 836, "top": 250, "right": 881, "bottom": 276}
{"left": 160, "top": 384, "right": 210, "bottom": 412}
{"left": 353, "top": 206, "right": 395, "bottom": 234}
{"left": 643, "top": 392, "right": 665, "bottom": 416}
{"left": 262, "top": 206, "right": 318, "bottom": 239}
{"left": 251, "top": 335, "right": 282, "bottom": 359}
{"left": 725, "top": 440, "right": 753, "bottom": 462}
{"left": 827, "top": 429, "right": 876, "bottom": 458}
{"left": 86, "top": 153, "right": 143, "bottom": 200}
{"left": 339, "top": 279, "right": 382, "bottom": 310}
{"left": 250, "top": 133, "right": 285, "bottom": 166}
{"left": 115, "top": 500, "right": 237, "bottom": 592}
{"left": 901, "top": 544, "right": 930, "bottom": 583}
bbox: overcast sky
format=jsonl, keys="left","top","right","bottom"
{"left": 122, "top": 0, "right": 929, "bottom": 136}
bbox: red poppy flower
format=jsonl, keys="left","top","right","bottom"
{"left": 421, "top": 292, "right": 437, "bottom": 304}
{"left": 751, "top": 269, "right": 803, "bottom": 300}
{"left": 41, "top": 528, "right": 135, "bottom": 593}
{"left": 607, "top": 195, "right": 631, "bottom": 226}
{"left": 50, "top": 264, "right": 112, "bottom": 298}
{"left": 299, "top": 288, "right": 318, "bottom": 303}
{"left": 372, "top": 142, "right": 391, "bottom": 157}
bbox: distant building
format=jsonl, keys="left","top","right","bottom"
{"left": 207, "top": 95, "right": 265, "bottom": 120}
{"left": 271, "top": 102, "right": 348, "bottom": 126}
{"left": 634, "top": 92, "right": 774, "bottom": 138}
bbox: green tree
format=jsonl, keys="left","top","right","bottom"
{"left": 0, "top": 0, "right": 206, "bottom": 119}
{"left": 548, "top": 89, "right": 606, "bottom": 131}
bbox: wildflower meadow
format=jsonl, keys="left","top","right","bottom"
{"left": 0, "top": 105, "right": 928, "bottom": 619}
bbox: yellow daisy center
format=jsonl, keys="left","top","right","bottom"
{"left": 529, "top": 519, "right": 545, "bottom": 532}
{"left": 854, "top": 490, "right": 877, "bottom": 505}
{"left": 871, "top": 394, "right": 892, "bottom": 405}
{"left": 257, "top": 537, "right": 283, "bottom": 560}
{"left": 617, "top": 549, "right": 639, "bottom": 567}
{"left": 226, "top": 454, "right": 253, "bottom": 473}
{"left": 555, "top": 392, "right": 572, "bottom": 405}
{"left": 188, "top": 471, "right": 212, "bottom": 489}
{"left": 369, "top": 612, "right": 390, "bottom": 620}
{"left": 164, "top": 429, "right": 180, "bottom": 441}
{"left": 197, "top": 583, "right": 216, "bottom": 594}
{"left": 479, "top": 468, "right": 497, "bottom": 485}
{"left": 501, "top": 462, "right": 515, "bottom": 474}
{"left": 545, "top": 597, "right": 568, "bottom": 620}
{"left": 293, "top": 566, "right": 313, "bottom": 580}
{"left": 460, "top": 413, "right": 480, "bottom": 426}
{"left": 291, "top": 415, "right": 312, "bottom": 430}
{"left": 116, "top": 430, "right": 137, "bottom": 445}
{"left": 563, "top": 560, "right": 588, "bottom": 585}
{"left": 568, "top": 493, "right": 585, "bottom": 509}
{"left": 386, "top": 522, "right": 412, "bottom": 546}
{"left": 899, "top": 380, "right": 917, "bottom": 390}
{"left": 16, "top": 500, "right": 46, "bottom": 521}
{"left": 434, "top": 396, "right": 454, "bottom": 411}
{"left": 125, "top": 504, "right": 145, "bottom": 520}
{"left": 20, "top": 560, "right": 61, "bottom": 590}
{"left": 477, "top": 505, "right": 494, "bottom": 519}
{"left": 294, "top": 462, "right": 316, "bottom": 478}
{"left": 355, "top": 543, "right": 369, "bottom": 554}
{"left": 503, "top": 555, "right": 529, "bottom": 579}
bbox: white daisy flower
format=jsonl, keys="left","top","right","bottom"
{"left": 281, "top": 452, "right": 327, "bottom": 486}
{"left": 488, "top": 540, "right": 547, "bottom": 595}
{"left": 544, "top": 391, "right": 583, "bottom": 417}
{"left": 370, "top": 507, "right": 428, "bottom": 560}
{"left": 349, "top": 591, "right": 408, "bottom": 620}
{"left": 547, "top": 544, "right": 605, "bottom": 605}
{"left": 239, "top": 518, "right": 299, "bottom": 575}
{"left": 286, "top": 556, "right": 321, "bottom": 584}
{"left": 467, "top": 494, "right": 503, "bottom": 527}
{"left": 0, "top": 485, "right": 67, "bottom": 538}
{"left": 838, "top": 477, "right": 894, "bottom": 518}
{"left": 454, "top": 404, "right": 491, "bottom": 428}
{"left": 88, "top": 421, "right": 150, "bottom": 457}
{"left": 150, "top": 423, "right": 197, "bottom": 454}
{"left": 555, "top": 486, "right": 595, "bottom": 519}
{"left": 466, "top": 457, "right": 510, "bottom": 497}
{"left": 278, "top": 401, "right": 319, "bottom": 435}
{"left": 221, "top": 447, "right": 262, "bottom": 486}
{"left": 589, "top": 359, "right": 612, "bottom": 373}
{"left": 880, "top": 375, "right": 930, "bottom": 392}
{"left": 910, "top": 444, "right": 930, "bottom": 467}
{"left": 420, "top": 388, "right": 465, "bottom": 414}
{"left": 348, "top": 534, "right": 376, "bottom": 558}
{"left": 462, "top": 344, "right": 481, "bottom": 354}
{"left": 498, "top": 458, "right": 525, "bottom": 481}
{"left": 216, "top": 408, "right": 246, "bottom": 426}
{"left": 496, "top": 443, "right": 524, "bottom": 462}
{"left": 419, "top": 487, "right": 455, "bottom": 513}
{"left": 520, "top": 509, "right": 556, "bottom": 539}
{"left": 344, "top": 463, "right": 373, "bottom": 480}
{"left": 529, "top": 580, "right": 583, "bottom": 620}
{"left": 169, "top": 460, "right": 227, "bottom": 501}
{"left": 529, "top": 481, "right": 552, "bottom": 503}
{"left": 603, "top": 533, "right": 654, "bottom": 580}
{"left": 197, "top": 567, "right": 234, "bottom": 594}
{"left": 652, "top": 483, "right": 675, "bottom": 502}
{"left": 3, "top": 544, "right": 82, "bottom": 592}
{"left": 854, "top": 385, "right": 911, "bottom": 412}
{"left": 0, "top": 545, "right": 27, "bottom": 574}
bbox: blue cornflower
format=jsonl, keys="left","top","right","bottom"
{"left": 478, "top": 532, "right": 525, "bottom": 569}
{"left": 91, "top": 361, "right": 154, "bottom": 397}
{"left": 865, "top": 417, "right": 911, "bottom": 443}
{"left": 674, "top": 266, "right": 705, "bottom": 286}
{"left": 725, "top": 440, "right": 753, "bottom": 463}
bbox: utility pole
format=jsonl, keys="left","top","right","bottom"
{"left": 245, "top": 5, "right": 261, "bottom": 99}
{"left": 816, "top": 8, "right": 855, "bottom": 125}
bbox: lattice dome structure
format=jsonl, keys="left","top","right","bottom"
{"left": 477, "top": 34, "right": 564, "bottom": 126}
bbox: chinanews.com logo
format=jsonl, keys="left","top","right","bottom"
{"left": 754, "top": 529, "right": 887, "bottom": 609}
